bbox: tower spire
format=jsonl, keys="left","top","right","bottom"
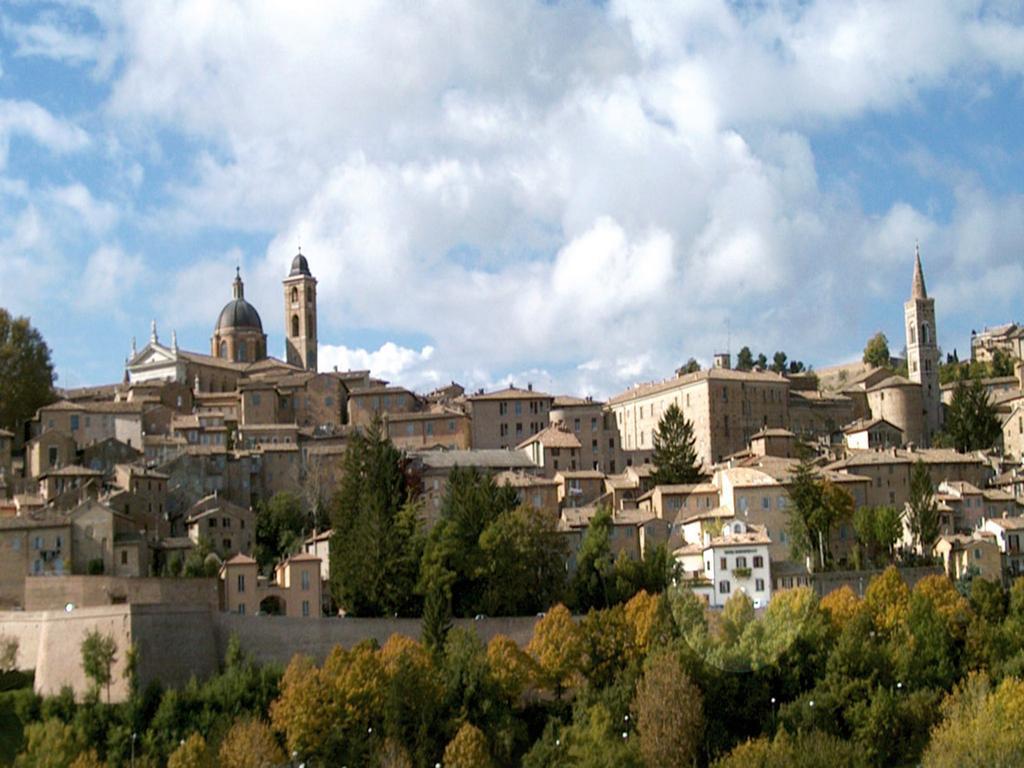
{"left": 911, "top": 242, "right": 927, "bottom": 300}
{"left": 233, "top": 266, "right": 244, "bottom": 299}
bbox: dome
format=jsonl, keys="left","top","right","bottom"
{"left": 289, "top": 251, "right": 311, "bottom": 277}
{"left": 216, "top": 298, "right": 264, "bottom": 332}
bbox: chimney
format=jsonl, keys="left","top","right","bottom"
{"left": 528, "top": 382, "right": 533, "bottom": 392}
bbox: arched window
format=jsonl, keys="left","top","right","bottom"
{"left": 291, "top": 287, "right": 298, "bottom": 303}
{"left": 219, "top": 340, "right": 227, "bottom": 358}
{"left": 237, "top": 342, "right": 248, "bottom": 362}
{"left": 921, "top": 323, "right": 931, "bottom": 345}
{"left": 292, "top": 314, "right": 300, "bottom": 337}
{"left": 909, "top": 324, "right": 916, "bottom": 344}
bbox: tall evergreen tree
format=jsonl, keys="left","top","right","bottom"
{"left": 329, "top": 419, "right": 423, "bottom": 616}
{"left": 945, "top": 377, "right": 1001, "bottom": 452}
{"left": 650, "top": 403, "right": 701, "bottom": 485}
{"left": 907, "top": 459, "right": 939, "bottom": 555}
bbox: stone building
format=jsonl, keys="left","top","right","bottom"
{"left": 467, "top": 385, "right": 555, "bottom": 450}
{"left": 548, "top": 396, "right": 623, "bottom": 473}
{"left": 607, "top": 367, "right": 789, "bottom": 469}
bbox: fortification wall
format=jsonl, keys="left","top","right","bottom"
{"left": 24, "top": 575, "right": 220, "bottom": 612}
{"left": 214, "top": 614, "right": 541, "bottom": 667}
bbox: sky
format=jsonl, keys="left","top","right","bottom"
{"left": 1, "top": 1, "right": 1023, "bottom": 399}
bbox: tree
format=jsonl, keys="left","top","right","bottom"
{"left": 907, "top": 460, "right": 939, "bottom": 555}
{"left": 418, "top": 466, "right": 520, "bottom": 618}
{"left": 14, "top": 719, "right": 86, "bottom": 768}
{"left": 0, "top": 634, "right": 18, "bottom": 672}
{"left": 80, "top": 630, "right": 117, "bottom": 703}
{"left": 650, "top": 403, "right": 701, "bottom": 486}
{"left": 255, "top": 491, "right": 307, "bottom": 570}
{"left": 421, "top": 579, "right": 453, "bottom": 657}
{"left": 527, "top": 604, "right": 582, "bottom": 698}
{"left": 771, "top": 351, "right": 788, "bottom": 373}
{"left": 736, "top": 346, "right": 755, "bottom": 371}
{"left": 0, "top": 308, "right": 56, "bottom": 434}
{"left": 632, "top": 651, "right": 703, "bottom": 768}
{"left": 477, "top": 505, "right": 567, "bottom": 615}
{"left": 676, "top": 358, "right": 701, "bottom": 376}
{"left": 713, "top": 729, "right": 863, "bottom": 768}
{"left": 330, "top": 419, "right": 423, "bottom": 616}
{"left": 923, "top": 673, "right": 1024, "bottom": 768}
{"left": 863, "top": 332, "right": 891, "bottom": 368}
{"left": 755, "top": 352, "right": 768, "bottom": 369}
{"left": 945, "top": 378, "right": 1001, "bottom": 452}
{"left": 167, "top": 733, "right": 215, "bottom": 768}
{"left": 852, "top": 506, "right": 901, "bottom": 567}
{"left": 218, "top": 719, "right": 286, "bottom": 768}
{"left": 443, "top": 722, "right": 494, "bottom": 768}
{"left": 571, "top": 506, "right": 615, "bottom": 610}
{"left": 785, "top": 459, "right": 850, "bottom": 570}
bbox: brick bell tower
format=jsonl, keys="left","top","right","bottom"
{"left": 283, "top": 249, "right": 318, "bottom": 371}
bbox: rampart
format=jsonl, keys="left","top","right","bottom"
{"left": 0, "top": 606, "right": 540, "bottom": 702}
{"left": 24, "top": 576, "right": 220, "bottom": 612}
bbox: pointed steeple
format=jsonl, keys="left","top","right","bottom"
{"left": 233, "top": 266, "right": 244, "bottom": 299}
{"left": 911, "top": 242, "right": 927, "bottom": 300}
{"left": 150, "top": 319, "right": 158, "bottom": 344}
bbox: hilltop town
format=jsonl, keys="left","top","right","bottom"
{"left": 1, "top": 247, "right": 1022, "bottom": 620}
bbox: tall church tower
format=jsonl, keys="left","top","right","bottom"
{"left": 283, "top": 250, "right": 318, "bottom": 371}
{"left": 904, "top": 244, "right": 941, "bottom": 444}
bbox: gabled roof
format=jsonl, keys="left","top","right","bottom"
{"left": 223, "top": 553, "right": 257, "bottom": 566}
{"left": 843, "top": 417, "right": 902, "bottom": 434}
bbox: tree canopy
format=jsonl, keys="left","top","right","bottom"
{"left": 650, "top": 402, "right": 701, "bottom": 485}
{"left": 907, "top": 459, "right": 939, "bottom": 555}
{"left": 0, "top": 308, "right": 56, "bottom": 434}
{"left": 863, "top": 332, "right": 891, "bottom": 368}
{"left": 329, "top": 419, "right": 423, "bottom": 616}
{"left": 944, "top": 377, "right": 1001, "bottom": 452}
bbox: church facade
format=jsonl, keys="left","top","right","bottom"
{"left": 125, "top": 253, "right": 319, "bottom": 388}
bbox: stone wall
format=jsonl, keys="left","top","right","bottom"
{"left": 0, "top": 605, "right": 540, "bottom": 702}
{"left": 214, "top": 614, "right": 541, "bottom": 667}
{"left": 812, "top": 565, "right": 944, "bottom": 598}
{"left": 24, "top": 575, "right": 220, "bottom": 611}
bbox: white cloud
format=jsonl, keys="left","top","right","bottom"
{"left": 14, "top": 0, "right": 1021, "bottom": 394}
{"left": 48, "top": 183, "right": 119, "bottom": 233}
{"left": 77, "top": 245, "right": 144, "bottom": 312}
{"left": 0, "top": 99, "right": 89, "bottom": 168}
{"left": 319, "top": 343, "right": 438, "bottom": 389}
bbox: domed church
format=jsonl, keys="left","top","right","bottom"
{"left": 125, "top": 253, "right": 318, "bottom": 388}
{"left": 211, "top": 268, "right": 268, "bottom": 363}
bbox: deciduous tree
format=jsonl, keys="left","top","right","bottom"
{"left": 863, "top": 332, "right": 891, "bottom": 368}
{"left": 80, "top": 630, "right": 117, "bottom": 703}
{"left": 631, "top": 651, "right": 703, "bottom": 768}
{"left": 0, "top": 308, "right": 56, "bottom": 434}
{"left": 443, "top": 722, "right": 494, "bottom": 768}
{"left": 527, "top": 604, "right": 582, "bottom": 698}
{"left": 218, "top": 719, "right": 285, "bottom": 768}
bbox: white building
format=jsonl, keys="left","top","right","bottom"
{"left": 683, "top": 519, "right": 773, "bottom": 608}
{"left": 981, "top": 516, "right": 1024, "bottom": 581}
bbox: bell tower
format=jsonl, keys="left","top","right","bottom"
{"left": 283, "top": 250, "right": 318, "bottom": 371}
{"left": 904, "top": 244, "right": 941, "bottom": 444}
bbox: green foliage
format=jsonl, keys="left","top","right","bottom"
{"left": 862, "top": 332, "right": 891, "bottom": 368}
{"left": 852, "top": 506, "right": 901, "bottom": 567}
{"left": 14, "top": 718, "right": 86, "bottom": 768}
{"left": 944, "top": 377, "right": 1001, "bottom": 452}
{"left": 572, "top": 507, "right": 616, "bottom": 610}
{"left": 80, "top": 631, "right": 117, "bottom": 703}
{"left": 736, "top": 346, "right": 755, "bottom": 371}
{"left": 86, "top": 558, "right": 104, "bottom": 576}
{"left": 650, "top": 403, "right": 701, "bottom": 485}
{"left": 907, "top": 460, "right": 939, "bottom": 554}
{"left": 785, "top": 459, "right": 852, "bottom": 570}
{"left": 182, "top": 536, "right": 220, "bottom": 578}
{"left": 330, "top": 419, "right": 423, "bottom": 616}
{"left": 0, "top": 308, "right": 56, "bottom": 433}
{"left": 419, "top": 466, "right": 561, "bottom": 618}
{"left": 713, "top": 729, "right": 866, "bottom": 768}
{"left": 675, "top": 358, "right": 701, "bottom": 376}
{"left": 254, "top": 491, "right": 307, "bottom": 570}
